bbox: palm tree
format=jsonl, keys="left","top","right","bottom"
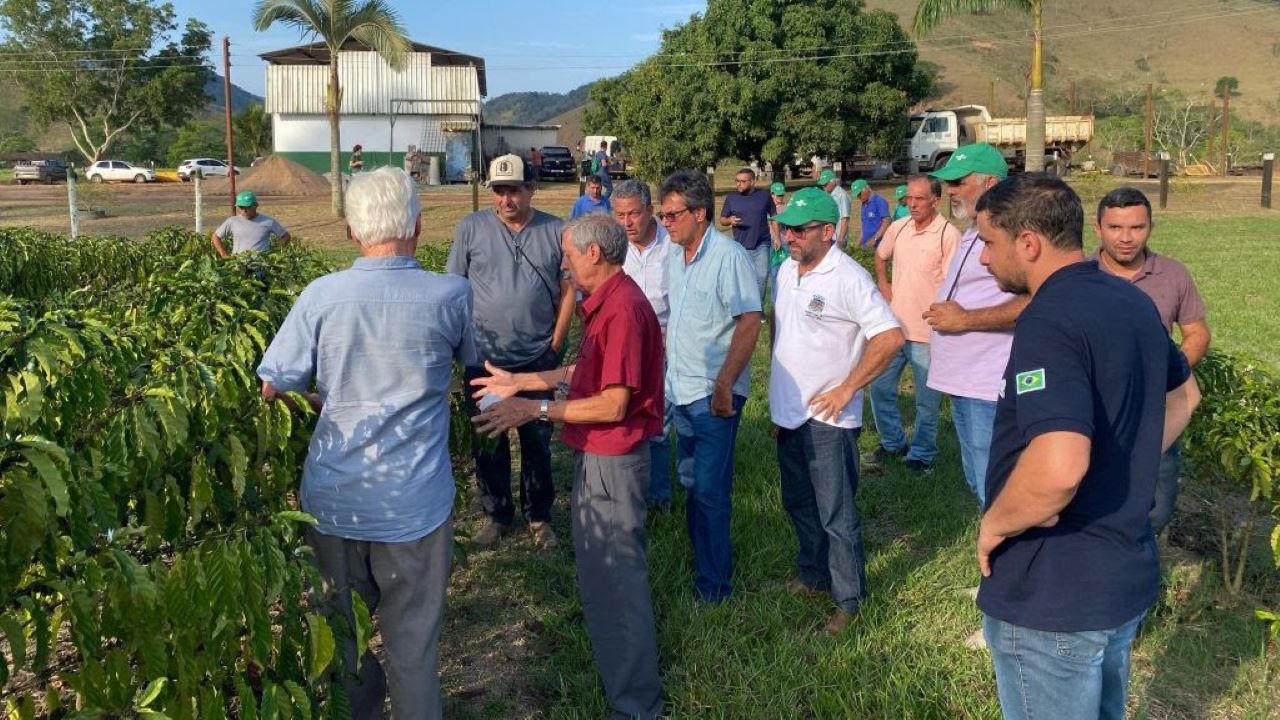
{"left": 913, "top": 0, "right": 1047, "bottom": 173}
{"left": 253, "top": 0, "right": 410, "bottom": 217}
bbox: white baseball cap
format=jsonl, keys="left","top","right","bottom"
{"left": 488, "top": 154, "right": 532, "bottom": 187}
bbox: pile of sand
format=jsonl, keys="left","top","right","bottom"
{"left": 205, "top": 154, "right": 331, "bottom": 196}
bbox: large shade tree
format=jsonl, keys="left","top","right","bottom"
{"left": 913, "top": 0, "right": 1047, "bottom": 172}
{"left": 587, "top": 0, "right": 932, "bottom": 181}
{"left": 0, "top": 0, "right": 212, "bottom": 164}
{"left": 253, "top": 0, "right": 410, "bottom": 217}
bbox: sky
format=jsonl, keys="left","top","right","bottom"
{"left": 167, "top": 0, "right": 706, "bottom": 99}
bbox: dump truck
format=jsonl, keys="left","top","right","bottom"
{"left": 895, "top": 105, "right": 1094, "bottom": 174}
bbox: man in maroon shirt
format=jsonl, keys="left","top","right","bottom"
{"left": 471, "top": 213, "right": 665, "bottom": 719}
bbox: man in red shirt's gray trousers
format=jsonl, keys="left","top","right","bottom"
{"left": 471, "top": 213, "right": 666, "bottom": 719}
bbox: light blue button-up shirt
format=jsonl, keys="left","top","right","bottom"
{"left": 257, "top": 256, "right": 477, "bottom": 543}
{"left": 666, "top": 225, "right": 762, "bottom": 406}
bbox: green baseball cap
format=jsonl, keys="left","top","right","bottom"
{"left": 930, "top": 143, "right": 1009, "bottom": 180}
{"left": 771, "top": 187, "right": 839, "bottom": 225}
{"left": 850, "top": 179, "right": 870, "bottom": 195}
{"left": 235, "top": 190, "right": 258, "bottom": 207}
{"left": 816, "top": 169, "right": 836, "bottom": 186}
{"left": 894, "top": 184, "right": 908, "bottom": 199}
{"left": 769, "top": 181, "right": 786, "bottom": 196}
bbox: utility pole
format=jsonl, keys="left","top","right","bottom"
{"left": 1206, "top": 95, "right": 1215, "bottom": 169}
{"left": 1221, "top": 86, "right": 1231, "bottom": 177}
{"left": 223, "top": 36, "right": 237, "bottom": 213}
{"left": 1143, "top": 84, "right": 1154, "bottom": 179}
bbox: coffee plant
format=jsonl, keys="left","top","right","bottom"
{"left": 0, "top": 227, "right": 374, "bottom": 717}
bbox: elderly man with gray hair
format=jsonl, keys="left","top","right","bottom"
{"left": 257, "top": 166, "right": 475, "bottom": 720}
{"left": 472, "top": 213, "right": 666, "bottom": 720}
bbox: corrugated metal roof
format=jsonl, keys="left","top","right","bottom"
{"left": 260, "top": 39, "right": 486, "bottom": 96}
{"left": 265, "top": 53, "right": 481, "bottom": 115}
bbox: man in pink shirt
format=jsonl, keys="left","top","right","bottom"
{"left": 866, "top": 175, "right": 961, "bottom": 473}
{"left": 923, "top": 144, "right": 1029, "bottom": 505}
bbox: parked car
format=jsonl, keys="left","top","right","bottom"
{"left": 538, "top": 146, "right": 576, "bottom": 181}
{"left": 86, "top": 160, "right": 155, "bottom": 184}
{"left": 177, "top": 158, "right": 241, "bottom": 181}
{"left": 13, "top": 159, "right": 68, "bottom": 185}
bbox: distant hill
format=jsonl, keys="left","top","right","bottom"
{"left": 204, "top": 73, "right": 263, "bottom": 113}
{"left": 864, "top": 0, "right": 1280, "bottom": 122}
{"left": 484, "top": 83, "right": 595, "bottom": 125}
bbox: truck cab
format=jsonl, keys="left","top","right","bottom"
{"left": 900, "top": 105, "right": 992, "bottom": 173}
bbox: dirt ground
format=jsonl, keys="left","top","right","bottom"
{"left": 1, "top": 172, "right": 1274, "bottom": 253}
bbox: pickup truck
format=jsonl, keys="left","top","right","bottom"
{"left": 13, "top": 159, "right": 69, "bottom": 185}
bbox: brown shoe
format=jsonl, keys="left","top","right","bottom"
{"left": 823, "top": 609, "right": 855, "bottom": 635}
{"left": 786, "top": 578, "right": 827, "bottom": 599}
{"left": 529, "top": 521, "right": 558, "bottom": 550}
{"left": 472, "top": 519, "right": 507, "bottom": 548}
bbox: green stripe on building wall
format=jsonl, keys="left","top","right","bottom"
{"left": 276, "top": 151, "right": 446, "bottom": 177}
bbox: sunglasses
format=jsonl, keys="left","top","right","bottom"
{"left": 657, "top": 207, "right": 693, "bottom": 223}
{"left": 780, "top": 222, "right": 827, "bottom": 235}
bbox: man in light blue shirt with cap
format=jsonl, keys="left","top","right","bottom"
{"left": 258, "top": 167, "right": 475, "bottom": 720}
{"left": 659, "top": 169, "right": 762, "bottom": 603}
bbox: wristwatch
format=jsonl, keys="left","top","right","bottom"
{"left": 539, "top": 399, "right": 550, "bottom": 423}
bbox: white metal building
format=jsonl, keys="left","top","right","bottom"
{"left": 260, "top": 39, "right": 486, "bottom": 181}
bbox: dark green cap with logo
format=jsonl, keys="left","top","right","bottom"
{"left": 235, "top": 190, "right": 258, "bottom": 207}
{"left": 930, "top": 143, "right": 1009, "bottom": 180}
{"left": 769, "top": 181, "right": 786, "bottom": 196}
{"left": 771, "top": 187, "right": 839, "bottom": 225}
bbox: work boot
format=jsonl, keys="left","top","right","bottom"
{"left": 823, "top": 609, "right": 856, "bottom": 636}
{"left": 786, "top": 578, "right": 828, "bottom": 599}
{"left": 472, "top": 519, "right": 507, "bottom": 548}
{"left": 860, "top": 445, "right": 904, "bottom": 474}
{"left": 529, "top": 521, "right": 558, "bottom": 550}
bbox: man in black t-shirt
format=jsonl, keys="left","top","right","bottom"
{"left": 972, "top": 174, "right": 1201, "bottom": 720}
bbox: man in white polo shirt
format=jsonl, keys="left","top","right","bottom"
{"left": 769, "top": 187, "right": 904, "bottom": 635}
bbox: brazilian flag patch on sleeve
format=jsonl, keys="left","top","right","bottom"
{"left": 1015, "top": 368, "right": 1046, "bottom": 395}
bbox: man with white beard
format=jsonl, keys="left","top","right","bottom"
{"left": 922, "top": 144, "right": 1030, "bottom": 508}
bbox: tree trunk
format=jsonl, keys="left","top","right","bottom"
{"left": 328, "top": 58, "right": 345, "bottom": 218}
{"left": 1024, "top": 1, "right": 1047, "bottom": 173}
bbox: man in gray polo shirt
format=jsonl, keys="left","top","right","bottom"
{"left": 211, "top": 190, "right": 291, "bottom": 257}
{"left": 258, "top": 167, "right": 474, "bottom": 719}
{"left": 448, "top": 154, "right": 576, "bottom": 549}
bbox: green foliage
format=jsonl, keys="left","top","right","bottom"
{"left": 0, "top": 0, "right": 214, "bottom": 163}
{"left": 0, "top": 227, "right": 366, "bottom": 714}
{"left": 235, "top": 103, "right": 273, "bottom": 162}
{"left": 0, "top": 133, "right": 35, "bottom": 154}
{"left": 1215, "top": 75, "right": 1240, "bottom": 97}
{"left": 166, "top": 120, "right": 227, "bottom": 167}
{"left": 484, "top": 83, "right": 595, "bottom": 125}
{"left": 585, "top": 0, "right": 931, "bottom": 181}
{"left": 1183, "top": 350, "right": 1280, "bottom": 628}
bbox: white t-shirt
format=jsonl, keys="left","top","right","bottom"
{"left": 769, "top": 247, "right": 900, "bottom": 430}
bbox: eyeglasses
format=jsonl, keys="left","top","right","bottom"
{"left": 656, "top": 207, "right": 692, "bottom": 223}
{"left": 780, "top": 223, "right": 827, "bottom": 236}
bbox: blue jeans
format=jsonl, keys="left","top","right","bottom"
{"left": 1149, "top": 440, "right": 1181, "bottom": 535}
{"left": 868, "top": 340, "right": 941, "bottom": 464}
{"left": 646, "top": 405, "right": 674, "bottom": 507}
{"left": 776, "top": 421, "right": 867, "bottom": 613}
{"left": 950, "top": 396, "right": 997, "bottom": 507}
{"left": 747, "top": 243, "right": 770, "bottom": 301}
{"left": 984, "top": 611, "right": 1145, "bottom": 720}
{"left": 672, "top": 394, "right": 746, "bottom": 603}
